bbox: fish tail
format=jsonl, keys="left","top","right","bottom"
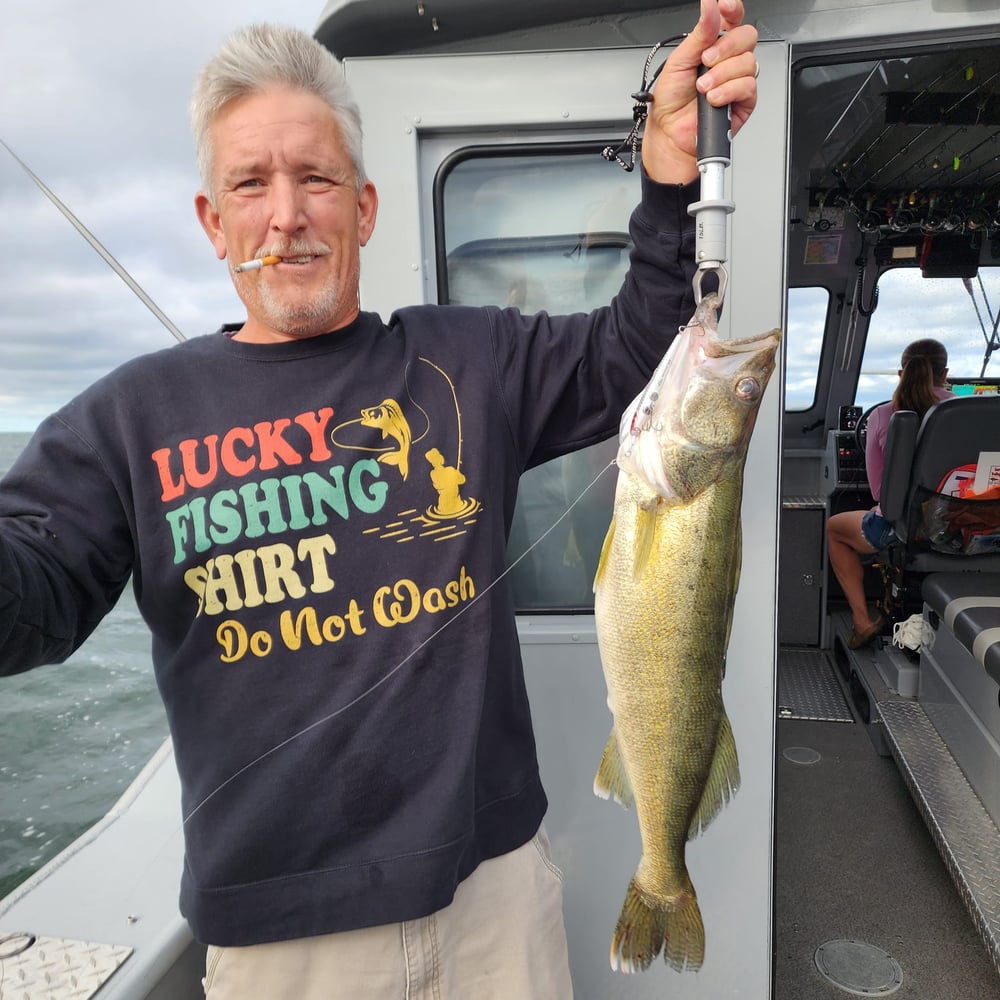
{"left": 688, "top": 709, "right": 741, "bottom": 839}
{"left": 593, "top": 727, "right": 634, "bottom": 807}
{"left": 610, "top": 877, "right": 705, "bottom": 974}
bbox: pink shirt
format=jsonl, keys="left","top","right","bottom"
{"left": 865, "top": 385, "right": 953, "bottom": 502}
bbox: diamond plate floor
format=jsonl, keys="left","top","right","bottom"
{"left": 0, "top": 933, "right": 131, "bottom": 999}
{"left": 880, "top": 699, "right": 1000, "bottom": 979}
{"left": 778, "top": 648, "right": 854, "bottom": 723}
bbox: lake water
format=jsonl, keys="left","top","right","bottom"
{"left": 0, "top": 431, "right": 167, "bottom": 898}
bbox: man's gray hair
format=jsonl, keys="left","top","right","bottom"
{"left": 191, "top": 23, "right": 366, "bottom": 203}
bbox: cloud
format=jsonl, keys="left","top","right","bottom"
{"left": 3, "top": 3, "right": 999, "bottom": 434}
{"left": 0, "top": 0, "right": 322, "bottom": 431}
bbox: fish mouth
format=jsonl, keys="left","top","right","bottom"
{"left": 687, "top": 294, "right": 780, "bottom": 360}
{"left": 702, "top": 327, "right": 782, "bottom": 361}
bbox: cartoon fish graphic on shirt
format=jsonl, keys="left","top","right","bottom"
{"left": 593, "top": 292, "right": 780, "bottom": 974}
{"left": 360, "top": 399, "right": 412, "bottom": 480}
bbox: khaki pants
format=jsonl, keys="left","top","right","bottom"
{"left": 203, "top": 827, "right": 573, "bottom": 999}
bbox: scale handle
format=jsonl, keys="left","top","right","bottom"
{"left": 697, "top": 63, "right": 732, "bottom": 166}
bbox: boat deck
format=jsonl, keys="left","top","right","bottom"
{"left": 775, "top": 644, "right": 1000, "bottom": 999}
{"left": 3, "top": 643, "right": 1000, "bottom": 998}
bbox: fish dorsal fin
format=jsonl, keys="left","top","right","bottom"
{"left": 631, "top": 503, "right": 658, "bottom": 579}
{"left": 688, "top": 710, "right": 740, "bottom": 838}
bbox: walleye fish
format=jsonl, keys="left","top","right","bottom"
{"left": 593, "top": 292, "right": 780, "bottom": 974}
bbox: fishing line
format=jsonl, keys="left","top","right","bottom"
{"left": 184, "top": 25, "right": 701, "bottom": 823}
{"left": 182, "top": 456, "right": 617, "bottom": 825}
{"left": 0, "top": 446, "right": 620, "bottom": 981}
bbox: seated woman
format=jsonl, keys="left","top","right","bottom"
{"left": 826, "top": 338, "right": 952, "bottom": 649}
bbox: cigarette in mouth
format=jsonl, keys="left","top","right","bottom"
{"left": 233, "top": 255, "right": 281, "bottom": 273}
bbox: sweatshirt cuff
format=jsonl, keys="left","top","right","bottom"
{"left": 638, "top": 168, "right": 700, "bottom": 231}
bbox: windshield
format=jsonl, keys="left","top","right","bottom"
{"left": 856, "top": 266, "right": 1000, "bottom": 410}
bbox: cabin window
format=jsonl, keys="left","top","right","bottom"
{"left": 857, "top": 266, "right": 1000, "bottom": 411}
{"left": 785, "top": 286, "right": 830, "bottom": 411}
{"left": 436, "top": 145, "right": 638, "bottom": 611}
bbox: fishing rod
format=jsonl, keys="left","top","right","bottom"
{"left": 1, "top": 137, "right": 187, "bottom": 344}
{"left": 962, "top": 274, "right": 1000, "bottom": 377}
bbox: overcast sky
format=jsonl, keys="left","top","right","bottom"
{"left": 2, "top": 4, "right": 998, "bottom": 433}
{"left": 0, "top": 0, "right": 329, "bottom": 432}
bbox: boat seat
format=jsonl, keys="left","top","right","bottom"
{"left": 874, "top": 395, "right": 1000, "bottom": 625}
{"left": 880, "top": 395, "right": 1000, "bottom": 573}
{"left": 923, "top": 573, "right": 1000, "bottom": 684}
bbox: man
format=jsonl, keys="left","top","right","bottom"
{"left": 0, "top": 1, "right": 757, "bottom": 995}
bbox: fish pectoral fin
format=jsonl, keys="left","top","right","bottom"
{"left": 593, "top": 516, "right": 616, "bottom": 592}
{"left": 631, "top": 504, "right": 658, "bottom": 579}
{"left": 688, "top": 710, "right": 741, "bottom": 839}
{"left": 593, "top": 727, "right": 634, "bottom": 808}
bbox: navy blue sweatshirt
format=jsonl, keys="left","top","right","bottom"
{"left": 0, "top": 174, "right": 697, "bottom": 946}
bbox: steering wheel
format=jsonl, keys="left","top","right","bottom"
{"left": 853, "top": 399, "right": 890, "bottom": 454}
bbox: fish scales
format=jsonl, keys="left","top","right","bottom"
{"left": 593, "top": 292, "right": 780, "bottom": 974}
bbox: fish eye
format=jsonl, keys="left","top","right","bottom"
{"left": 735, "top": 377, "right": 761, "bottom": 401}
